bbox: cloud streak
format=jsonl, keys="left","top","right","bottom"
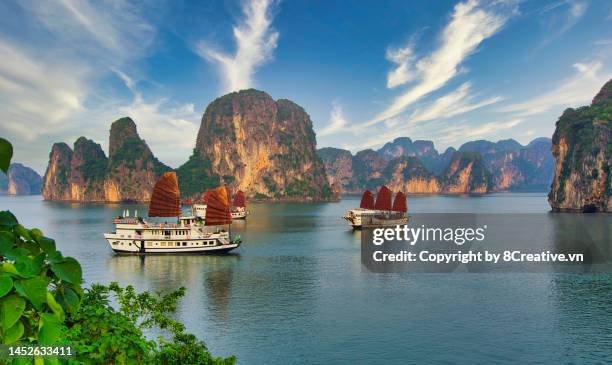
{"left": 196, "top": 0, "right": 279, "bottom": 93}
{"left": 366, "top": 0, "right": 510, "bottom": 126}
{"left": 409, "top": 82, "right": 502, "bottom": 123}
{"left": 500, "top": 61, "right": 610, "bottom": 116}
{"left": 318, "top": 102, "right": 348, "bottom": 137}
{"left": 0, "top": 40, "right": 87, "bottom": 142}
{"left": 537, "top": 0, "right": 587, "bottom": 48}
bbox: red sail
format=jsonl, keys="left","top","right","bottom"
{"left": 374, "top": 185, "right": 392, "bottom": 211}
{"left": 392, "top": 191, "right": 407, "bottom": 212}
{"left": 226, "top": 186, "right": 232, "bottom": 205}
{"left": 359, "top": 190, "right": 375, "bottom": 209}
{"left": 234, "top": 190, "right": 246, "bottom": 207}
{"left": 201, "top": 190, "right": 213, "bottom": 203}
{"left": 204, "top": 186, "right": 232, "bottom": 226}
{"left": 148, "top": 172, "right": 182, "bottom": 217}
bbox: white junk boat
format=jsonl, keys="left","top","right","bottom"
{"left": 104, "top": 172, "right": 240, "bottom": 254}
{"left": 192, "top": 190, "right": 249, "bottom": 220}
{"left": 343, "top": 186, "right": 408, "bottom": 229}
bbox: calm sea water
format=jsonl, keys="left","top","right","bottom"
{"left": 1, "top": 193, "right": 612, "bottom": 364}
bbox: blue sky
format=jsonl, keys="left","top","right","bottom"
{"left": 0, "top": 0, "right": 610, "bottom": 173}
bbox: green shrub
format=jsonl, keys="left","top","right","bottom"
{"left": 0, "top": 138, "right": 234, "bottom": 364}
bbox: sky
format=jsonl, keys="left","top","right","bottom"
{"left": 0, "top": 0, "right": 611, "bottom": 174}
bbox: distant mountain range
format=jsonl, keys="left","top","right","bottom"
{"left": 0, "top": 163, "right": 42, "bottom": 195}
{"left": 318, "top": 136, "right": 554, "bottom": 194}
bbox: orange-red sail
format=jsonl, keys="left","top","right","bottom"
{"left": 392, "top": 191, "right": 407, "bottom": 212}
{"left": 234, "top": 190, "right": 246, "bottom": 208}
{"left": 374, "top": 185, "right": 392, "bottom": 211}
{"left": 201, "top": 190, "right": 213, "bottom": 204}
{"left": 204, "top": 186, "right": 232, "bottom": 226}
{"left": 359, "top": 190, "right": 375, "bottom": 209}
{"left": 148, "top": 172, "right": 182, "bottom": 217}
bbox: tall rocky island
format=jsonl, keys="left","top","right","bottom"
{"left": 178, "top": 89, "right": 332, "bottom": 200}
{"left": 42, "top": 90, "right": 332, "bottom": 202}
{"left": 42, "top": 117, "right": 170, "bottom": 202}
{"left": 0, "top": 163, "right": 42, "bottom": 195}
{"left": 548, "top": 79, "right": 611, "bottom": 212}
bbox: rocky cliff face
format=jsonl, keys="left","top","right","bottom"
{"left": 319, "top": 137, "right": 552, "bottom": 195}
{"left": 0, "top": 163, "right": 42, "bottom": 195}
{"left": 105, "top": 118, "right": 170, "bottom": 201}
{"left": 459, "top": 138, "right": 554, "bottom": 191}
{"left": 549, "top": 79, "right": 611, "bottom": 212}
{"left": 42, "top": 117, "right": 170, "bottom": 202}
{"left": 384, "top": 157, "right": 442, "bottom": 194}
{"left": 442, "top": 152, "right": 490, "bottom": 193}
{"left": 317, "top": 147, "right": 353, "bottom": 194}
{"left": 182, "top": 89, "right": 331, "bottom": 200}
{"left": 42, "top": 143, "right": 73, "bottom": 200}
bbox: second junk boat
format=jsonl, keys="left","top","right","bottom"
{"left": 192, "top": 189, "right": 249, "bottom": 220}
{"left": 104, "top": 172, "right": 240, "bottom": 254}
{"left": 342, "top": 185, "right": 408, "bottom": 229}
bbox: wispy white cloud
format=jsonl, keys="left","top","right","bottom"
{"left": 115, "top": 71, "right": 200, "bottom": 167}
{"left": 366, "top": 0, "right": 511, "bottom": 126}
{"left": 0, "top": 40, "right": 87, "bottom": 142}
{"left": 318, "top": 102, "right": 348, "bottom": 137}
{"left": 17, "top": 0, "right": 155, "bottom": 65}
{"left": 0, "top": 0, "right": 197, "bottom": 171}
{"left": 386, "top": 44, "right": 415, "bottom": 89}
{"left": 537, "top": 0, "right": 587, "bottom": 48}
{"left": 196, "top": 0, "right": 279, "bottom": 93}
{"left": 432, "top": 118, "right": 523, "bottom": 146}
{"left": 500, "top": 61, "right": 611, "bottom": 116}
{"left": 409, "top": 82, "right": 502, "bottom": 123}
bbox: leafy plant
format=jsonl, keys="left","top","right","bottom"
{"left": 0, "top": 138, "right": 234, "bottom": 364}
{"left": 64, "top": 283, "right": 235, "bottom": 365}
{"left": 0, "top": 209, "right": 84, "bottom": 355}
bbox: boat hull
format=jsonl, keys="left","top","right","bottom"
{"left": 110, "top": 244, "right": 239, "bottom": 255}
{"left": 343, "top": 209, "right": 409, "bottom": 229}
{"left": 105, "top": 235, "right": 239, "bottom": 255}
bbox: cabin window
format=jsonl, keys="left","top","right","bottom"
{"left": 182, "top": 242, "right": 187, "bottom": 246}
{"left": 112, "top": 241, "right": 118, "bottom": 245}
{"left": 128, "top": 242, "right": 132, "bottom": 246}
{"left": 161, "top": 242, "right": 166, "bottom": 247}
{"left": 168, "top": 242, "right": 174, "bottom": 247}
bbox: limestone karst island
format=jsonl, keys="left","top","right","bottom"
{"left": 1, "top": 1, "right": 611, "bottom": 364}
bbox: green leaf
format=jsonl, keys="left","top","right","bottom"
{"left": 3, "top": 319, "right": 24, "bottom": 343}
{"left": 0, "top": 138, "right": 12, "bottom": 174}
{"left": 51, "top": 257, "right": 82, "bottom": 284}
{"left": 14, "top": 224, "right": 31, "bottom": 241}
{"left": 46, "top": 292, "right": 65, "bottom": 322}
{"left": 47, "top": 250, "right": 63, "bottom": 264}
{"left": 18, "top": 277, "right": 49, "bottom": 311}
{"left": 39, "top": 237, "right": 56, "bottom": 253}
{"left": 0, "top": 262, "right": 20, "bottom": 276}
{"left": 0, "top": 275, "right": 13, "bottom": 297}
{"left": 57, "top": 286, "right": 80, "bottom": 315}
{"left": 30, "top": 228, "right": 44, "bottom": 242}
{"left": 38, "top": 313, "right": 62, "bottom": 344}
{"left": 0, "top": 294, "right": 25, "bottom": 330}
{"left": 14, "top": 255, "right": 42, "bottom": 278}
{"left": 0, "top": 231, "right": 14, "bottom": 251}
{"left": 0, "top": 211, "right": 18, "bottom": 228}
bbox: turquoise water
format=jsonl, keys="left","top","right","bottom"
{"left": 1, "top": 193, "right": 612, "bottom": 364}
